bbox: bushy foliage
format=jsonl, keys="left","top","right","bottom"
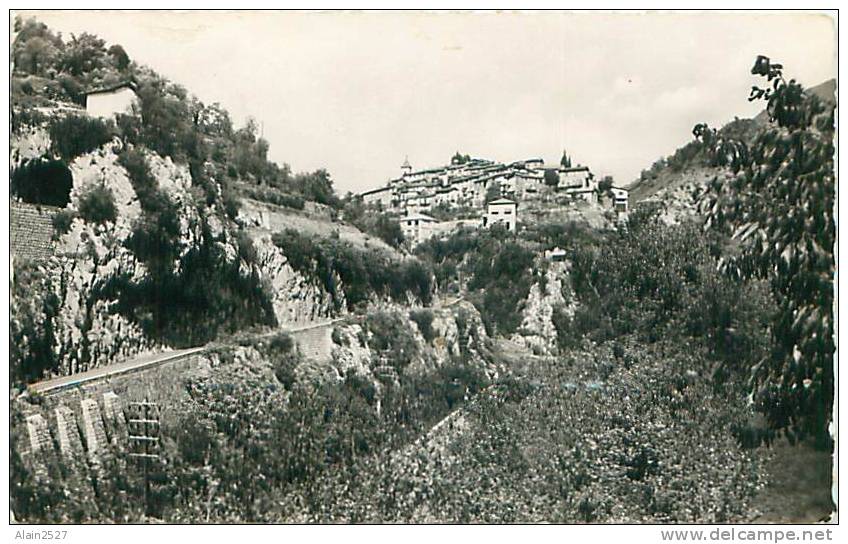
{"left": 416, "top": 226, "right": 536, "bottom": 335}
{"left": 544, "top": 168, "right": 560, "bottom": 186}
{"left": 10, "top": 261, "right": 60, "bottom": 385}
{"left": 294, "top": 340, "right": 762, "bottom": 523}
{"left": 131, "top": 78, "right": 205, "bottom": 162}
{"left": 77, "top": 183, "right": 118, "bottom": 225}
{"left": 272, "top": 229, "right": 433, "bottom": 310}
{"left": 56, "top": 74, "right": 85, "bottom": 104}
{"left": 566, "top": 207, "right": 772, "bottom": 368}
{"left": 238, "top": 184, "right": 305, "bottom": 210}
{"left": 12, "top": 18, "right": 63, "bottom": 76}
{"left": 51, "top": 209, "right": 76, "bottom": 238}
{"left": 11, "top": 329, "right": 496, "bottom": 523}
{"left": 365, "top": 311, "right": 421, "bottom": 371}
{"left": 48, "top": 114, "right": 115, "bottom": 161}
{"left": 10, "top": 158, "right": 74, "bottom": 207}
{"left": 12, "top": 16, "right": 343, "bottom": 210}
{"left": 695, "top": 57, "right": 835, "bottom": 442}
{"left": 342, "top": 197, "right": 405, "bottom": 248}
{"left": 106, "top": 220, "right": 276, "bottom": 347}
{"left": 409, "top": 309, "right": 435, "bottom": 342}
{"left": 11, "top": 105, "right": 49, "bottom": 133}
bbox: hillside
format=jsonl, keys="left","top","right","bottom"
{"left": 8, "top": 17, "right": 429, "bottom": 385}
{"left": 627, "top": 78, "right": 836, "bottom": 208}
{"left": 9, "top": 18, "right": 835, "bottom": 525}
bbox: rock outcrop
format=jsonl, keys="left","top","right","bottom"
{"left": 511, "top": 260, "right": 576, "bottom": 355}
{"left": 252, "top": 235, "right": 342, "bottom": 326}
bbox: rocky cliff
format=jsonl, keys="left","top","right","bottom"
{"left": 10, "top": 125, "right": 345, "bottom": 379}
{"left": 510, "top": 260, "right": 576, "bottom": 355}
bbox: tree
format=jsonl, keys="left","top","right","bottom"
{"left": 696, "top": 56, "right": 835, "bottom": 443}
{"left": 11, "top": 158, "right": 74, "bottom": 207}
{"left": 197, "top": 102, "right": 234, "bottom": 139}
{"left": 543, "top": 169, "right": 560, "bottom": 187}
{"left": 12, "top": 17, "right": 64, "bottom": 75}
{"left": 293, "top": 169, "right": 341, "bottom": 208}
{"left": 77, "top": 183, "right": 118, "bottom": 225}
{"left": 451, "top": 151, "right": 471, "bottom": 165}
{"left": 107, "top": 44, "right": 130, "bottom": 71}
{"left": 598, "top": 175, "right": 614, "bottom": 194}
{"left": 15, "top": 36, "right": 60, "bottom": 75}
{"left": 59, "top": 32, "right": 107, "bottom": 76}
{"left": 485, "top": 180, "right": 502, "bottom": 202}
{"left": 560, "top": 149, "right": 572, "bottom": 168}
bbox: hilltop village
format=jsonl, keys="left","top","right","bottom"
{"left": 359, "top": 153, "right": 630, "bottom": 245}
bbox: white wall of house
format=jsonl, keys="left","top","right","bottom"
{"left": 401, "top": 214, "right": 437, "bottom": 246}
{"left": 362, "top": 187, "right": 393, "bottom": 208}
{"left": 611, "top": 187, "right": 630, "bottom": 212}
{"left": 559, "top": 169, "right": 592, "bottom": 189}
{"left": 484, "top": 200, "right": 517, "bottom": 231}
{"left": 86, "top": 87, "right": 138, "bottom": 119}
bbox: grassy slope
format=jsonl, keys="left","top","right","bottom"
{"left": 240, "top": 196, "right": 403, "bottom": 257}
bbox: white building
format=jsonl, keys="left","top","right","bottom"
{"left": 610, "top": 186, "right": 630, "bottom": 213}
{"left": 84, "top": 82, "right": 139, "bottom": 119}
{"left": 545, "top": 247, "right": 568, "bottom": 262}
{"left": 401, "top": 212, "right": 438, "bottom": 246}
{"left": 483, "top": 198, "right": 518, "bottom": 231}
{"left": 361, "top": 185, "right": 394, "bottom": 208}
{"left": 557, "top": 166, "right": 598, "bottom": 203}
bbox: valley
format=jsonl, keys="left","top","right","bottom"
{"left": 8, "top": 16, "right": 836, "bottom": 525}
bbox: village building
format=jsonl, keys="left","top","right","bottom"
{"left": 361, "top": 185, "right": 394, "bottom": 209}
{"left": 610, "top": 186, "right": 630, "bottom": 213}
{"left": 545, "top": 247, "right": 568, "bottom": 262}
{"left": 556, "top": 165, "right": 598, "bottom": 203}
{"left": 359, "top": 155, "right": 623, "bottom": 220}
{"left": 400, "top": 212, "right": 438, "bottom": 246}
{"left": 483, "top": 198, "right": 518, "bottom": 231}
{"left": 84, "top": 82, "right": 139, "bottom": 119}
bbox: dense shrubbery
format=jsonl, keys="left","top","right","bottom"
{"left": 342, "top": 197, "right": 405, "bottom": 248}
{"left": 365, "top": 311, "right": 421, "bottom": 371}
{"left": 564, "top": 205, "right": 772, "bottom": 372}
{"left": 12, "top": 334, "right": 493, "bottom": 522}
{"left": 104, "top": 220, "right": 276, "bottom": 347}
{"left": 51, "top": 209, "right": 76, "bottom": 238}
{"left": 282, "top": 340, "right": 762, "bottom": 522}
{"left": 417, "top": 225, "right": 536, "bottom": 335}
{"left": 48, "top": 115, "right": 115, "bottom": 161}
{"left": 409, "top": 309, "right": 435, "bottom": 342}
{"left": 9, "top": 262, "right": 60, "bottom": 385}
{"left": 12, "top": 15, "right": 344, "bottom": 211}
{"left": 77, "top": 183, "right": 118, "bottom": 225}
{"left": 117, "top": 148, "right": 159, "bottom": 207}
{"left": 10, "top": 158, "right": 74, "bottom": 207}
{"left": 272, "top": 228, "right": 433, "bottom": 310}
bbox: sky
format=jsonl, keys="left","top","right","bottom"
{"left": 17, "top": 10, "right": 837, "bottom": 194}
